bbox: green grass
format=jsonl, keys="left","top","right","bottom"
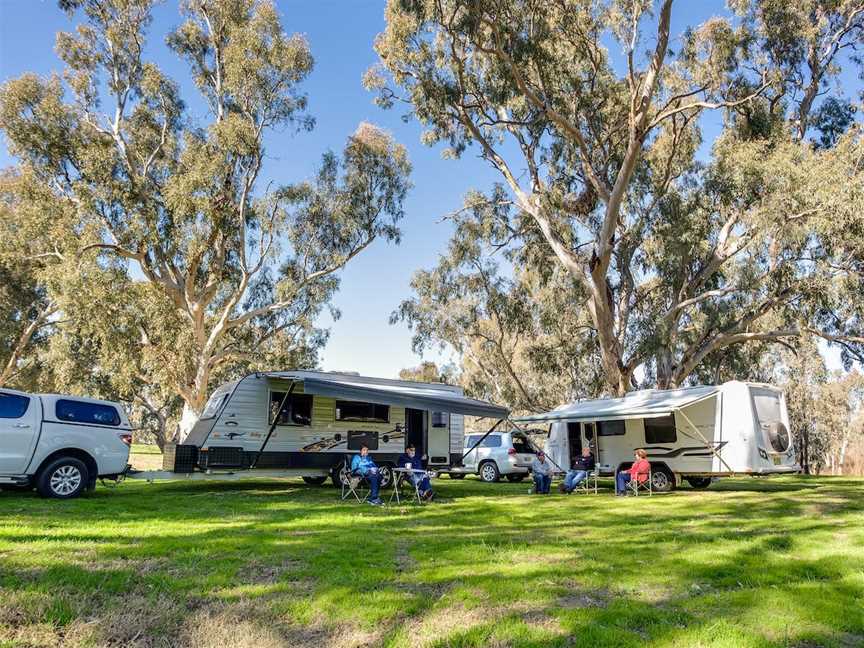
{"left": 1, "top": 470, "right": 862, "bottom": 648}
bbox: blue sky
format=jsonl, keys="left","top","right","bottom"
{"left": 0, "top": 1, "right": 850, "bottom": 378}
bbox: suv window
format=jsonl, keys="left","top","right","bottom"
{"left": 56, "top": 399, "right": 121, "bottom": 426}
{"left": 0, "top": 393, "right": 30, "bottom": 419}
{"left": 644, "top": 414, "right": 677, "bottom": 444}
{"left": 511, "top": 433, "right": 532, "bottom": 453}
{"left": 481, "top": 435, "right": 502, "bottom": 448}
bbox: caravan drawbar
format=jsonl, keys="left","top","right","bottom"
{"left": 134, "top": 371, "right": 509, "bottom": 488}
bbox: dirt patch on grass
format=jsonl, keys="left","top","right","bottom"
{"left": 237, "top": 559, "right": 304, "bottom": 585}
{"left": 182, "top": 600, "right": 379, "bottom": 648}
{"left": 402, "top": 602, "right": 489, "bottom": 646}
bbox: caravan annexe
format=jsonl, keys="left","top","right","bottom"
{"left": 141, "top": 371, "right": 509, "bottom": 488}
{"left": 514, "top": 381, "right": 798, "bottom": 492}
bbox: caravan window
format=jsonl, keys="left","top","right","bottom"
{"left": 597, "top": 420, "right": 625, "bottom": 436}
{"left": 335, "top": 401, "right": 389, "bottom": 423}
{"left": 644, "top": 414, "right": 677, "bottom": 444}
{"left": 431, "top": 411, "right": 449, "bottom": 428}
{"left": 201, "top": 389, "right": 231, "bottom": 420}
{"left": 270, "top": 392, "right": 313, "bottom": 426}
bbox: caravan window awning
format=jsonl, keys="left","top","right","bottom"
{"left": 266, "top": 373, "right": 509, "bottom": 419}
{"left": 512, "top": 385, "right": 719, "bottom": 424}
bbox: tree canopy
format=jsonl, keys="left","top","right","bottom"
{"left": 374, "top": 0, "right": 864, "bottom": 402}
{"left": 0, "top": 0, "right": 411, "bottom": 437}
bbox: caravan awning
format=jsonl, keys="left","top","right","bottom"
{"left": 266, "top": 373, "right": 509, "bottom": 419}
{"left": 512, "top": 385, "right": 719, "bottom": 424}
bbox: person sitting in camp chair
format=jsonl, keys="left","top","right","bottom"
{"left": 351, "top": 444, "right": 383, "bottom": 506}
{"left": 615, "top": 449, "right": 651, "bottom": 496}
{"left": 398, "top": 444, "right": 434, "bottom": 501}
{"left": 560, "top": 447, "right": 596, "bottom": 494}
{"left": 531, "top": 451, "right": 553, "bottom": 494}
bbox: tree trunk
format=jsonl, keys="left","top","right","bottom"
{"left": 178, "top": 400, "right": 204, "bottom": 442}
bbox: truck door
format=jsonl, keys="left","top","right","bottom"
{"left": 463, "top": 434, "right": 482, "bottom": 469}
{"left": 0, "top": 391, "right": 40, "bottom": 474}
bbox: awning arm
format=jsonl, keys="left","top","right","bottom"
{"left": 459, "top": 419, "right": 504, "bottom": 464}
{"left": 250, "top": 380, "right": 296, "bottom": 469}
{"left": 676, "top": 406, "right": 735, "bottom": 473}
{"left": 507, "top": 418, "right": 566, "bottom": 475}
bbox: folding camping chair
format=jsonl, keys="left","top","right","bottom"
{"left": 628, "top": 467, "right": 653, "bottom": 496}
{"left": 574, "top": 469, "right": 600, "bottom": 495}
{"left": 340, "top": 457, "right": 369, "bottom": 503}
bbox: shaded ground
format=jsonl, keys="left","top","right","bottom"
{"left": 1, "top": 464, "right": 862, "bottom": 648}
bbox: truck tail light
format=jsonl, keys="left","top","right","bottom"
{"left": 508, "top": 448, "right": 517, "bottom": 455}
{"left": 118, "top": 433, "right": 133, "bottom": 446}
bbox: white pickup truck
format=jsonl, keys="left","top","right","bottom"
{"left": 0, "top": 388, "right": 132, "bottom": 498}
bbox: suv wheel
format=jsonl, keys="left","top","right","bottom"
{"left": 651, "top": 467, "right": 675, "bottom": 493}
{"left": 685, "top": 476, "right": 712, "bottom": 490}
{"left": 506, "top": 474, "right": 525, "bottom": 482}
{"left": 37, "top": 457, "right": 89, "bottom": 499}
{"left": 302, "top": 476, "right": 328, "bottom": 486}
{"left": 479, "top": 461, "right": 500, "bottom": 483}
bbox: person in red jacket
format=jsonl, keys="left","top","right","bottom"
{"left": 615, "top": 449, "right": 651, "bottom": 495}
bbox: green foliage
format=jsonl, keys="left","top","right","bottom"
{"left": 376, "top": 0, "right": 864, "bottom": 401}
{"left": 0, "top": 0, "right": 411, "bottom": 436}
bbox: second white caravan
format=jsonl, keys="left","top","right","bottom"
{"left": 514, "top": 381, "right": 798, "bottom": 492}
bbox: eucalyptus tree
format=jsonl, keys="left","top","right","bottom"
{"left": 373, "top": 0, "right": 864, "bottom": 397}
{"left": 0, "top": 0, "right": 411, "bottom": 434}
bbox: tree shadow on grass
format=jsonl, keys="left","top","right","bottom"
{"left": 1, "top": 476, "right": 863, "bottom": 646}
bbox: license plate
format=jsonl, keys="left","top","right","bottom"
{"left": 772, "top": 456, "right": 782, "bottom": 465}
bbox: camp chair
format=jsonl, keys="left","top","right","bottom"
{"left": 340, "top": 457, "right": 369, "bottom": 503}
{"left": 574, "top": 469, "right": 600, "bottom": 495}
{"left": 628, "top": 466, "right": 653, "bottom": 496}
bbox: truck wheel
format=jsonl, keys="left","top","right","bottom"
{"left": 302, "top": 476, "right": 328, "bottom": 486}
{"left": 506, "top": 474, "right": 525, "bottom": 482}
{"left": 479, "top": 461, "right": 500, "bottom": 483}
{"left": 685, "top": 476, "right": 712, "bottom": 489}
{"left": 650, "top": 467, "right": 675, "bottom": 493}
{"left": 37, "top": 457, "right": 89, "bottom": 499}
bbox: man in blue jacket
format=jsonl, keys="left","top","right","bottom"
{"left": 351, "top": 445, "right": 383, "bottom": 505}
{"left": 398, "top": 444, "right": 434, "bottom": 501}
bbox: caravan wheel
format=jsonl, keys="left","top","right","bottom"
{"left": 651, "top": 468, "right": 675, "bottom": 493}
{"left": 685, "top": 476, "right": 712, "bottom": 489}
{"left": 378, "top": 465, "right": 394, "bottom": 489}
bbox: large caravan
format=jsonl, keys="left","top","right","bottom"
{"left": 513, "top": 381, "right": 798, "bottom": 492}
{"left": 148, "top": 371, "right": 508, "bottom": 488}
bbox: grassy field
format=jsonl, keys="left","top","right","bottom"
{"left": 0, "top": 454, "right": 862, "bottom": 648}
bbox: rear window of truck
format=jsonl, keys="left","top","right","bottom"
{"left": 56, "top": 399, "right": 121, "bottom": 427}
{"left": 0, "top": 393, "right": 30, "bottom": 419}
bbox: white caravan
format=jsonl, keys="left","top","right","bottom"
{"left": 513, "top": 381, "right": 797, "bottom": 492}
{"left": 0, "top": 388, "right": 132, "bottom": 498}
{"left": 146, "top": 371, "right": 508, "bottom": 488}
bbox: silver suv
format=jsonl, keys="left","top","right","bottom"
{"left": 450, "top": 430, "right": 537, "bottom": 482}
